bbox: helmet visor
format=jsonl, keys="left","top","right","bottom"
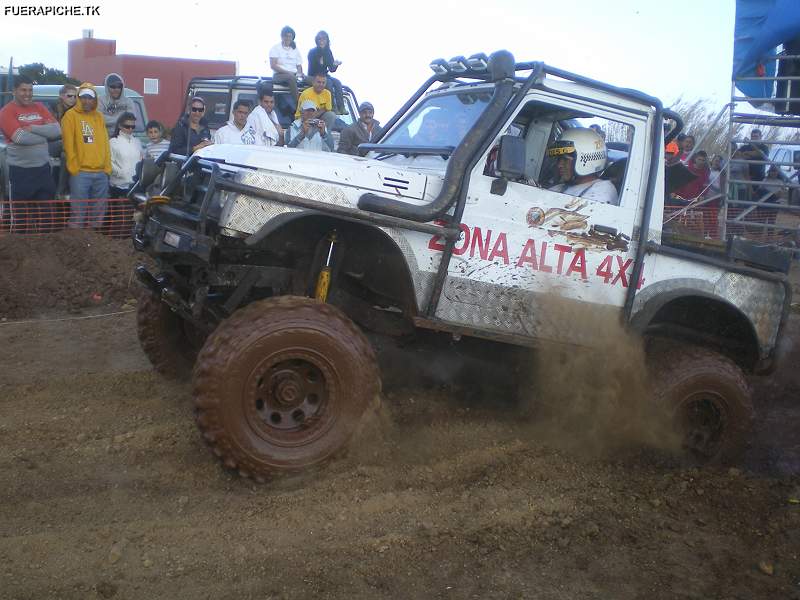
{"left": 547, "top": 141, "right": 576, "bottom": 158}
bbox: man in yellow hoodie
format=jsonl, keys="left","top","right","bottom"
{"left": 61, "top": 83, "right": 112, "bottom": 229}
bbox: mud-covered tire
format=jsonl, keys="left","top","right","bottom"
{"left": 136, "top": 289, "right": 199, "bottom": 380}
{"left": 193, "top": 296, "right": 381, "bottom": 481}
{"left": 648, "top": 343, "right": 753, "bottom": 463}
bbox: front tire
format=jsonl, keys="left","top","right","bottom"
{"left": 648, "top": 343, "right": 753, "bottom": 463}
{"left": 193, "top": 296, "right": 381, "bottom": 481}
{"left": 136, "top": 289, "right": 201, "bottom": 380}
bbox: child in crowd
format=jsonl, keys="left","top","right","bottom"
{"left": 144, "top": 120, "right": 170, "bottom": 160}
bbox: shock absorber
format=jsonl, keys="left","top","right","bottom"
{"left": 314, "top": 231, "right": 338, "bottom": 302}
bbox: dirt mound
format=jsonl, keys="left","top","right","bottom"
{"left": 0, "top": 230, "right": 140, "bottom": 319}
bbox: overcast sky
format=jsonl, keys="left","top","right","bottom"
{"left": 0, "top": 0, "right": 735, "bottom": 118}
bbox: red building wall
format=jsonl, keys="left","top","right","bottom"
{"left": 68, "top": 37, "right": 235, "bottom": 126}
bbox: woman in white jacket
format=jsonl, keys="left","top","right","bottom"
{"left": 109, "top": 112, "right": 143, "bottom": 197}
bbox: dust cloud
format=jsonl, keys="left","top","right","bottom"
{"left": 520, "top": 294, "right": 681, "bottom": 458}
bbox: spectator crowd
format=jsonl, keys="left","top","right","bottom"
{"left": 0, "top": 26, "right": 382, "bottom": 233}
{"left": 664, "top": 125, "right": 797, "bottom": 239}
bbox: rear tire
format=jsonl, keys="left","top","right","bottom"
{"left": 136, "top": 289, "right": 200, "bottom": 380}
{"left": 648, "top": 343, "right": 753, "bottom": 463}
{"left": 193, "top": 296, "right": 381, "bottom": 481}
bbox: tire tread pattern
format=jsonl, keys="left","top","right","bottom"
{"left": 193, "top": 296, "right": 381, "bottom": 481}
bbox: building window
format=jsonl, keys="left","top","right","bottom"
{"left": 143, "top": 78, "right": 159, "bottom": 95}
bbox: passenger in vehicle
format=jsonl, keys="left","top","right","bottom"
{"left": 109, "top": 112, "right": 143, "bottom": 198}
{"left": 295, "top": 73, "right": 337, "bottom": 133}
{"left": 308, "top": 31, "right": 345, "bottom": 115}
{"left": 270, "top": 26, "right": 304, "bottom": 109}
{"left": 214, "top": 100, "right": 252, "bottom": 145}
{"left": 168, "top": 96, "right": 212, "bottom": 156}
{"left": 546, "top": 127, "right": 618, "bottom": 205}
{"left": 338, "top": 101, "right": 382, "bottom": 156}
{"left": 244, "top": 86, "right": 284, "bottom": 147}
{"left": 412, "top": 110, "right": 452, "bottom": 146}
{"left": 287, "top": 100, "right": 334, "bottom": 152}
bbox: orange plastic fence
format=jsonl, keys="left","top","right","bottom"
{"left": 0, "top": 198, "right": 134, "bottom": 237}
{"left": 1, "top": 197, "right": 796, "bottom": 246}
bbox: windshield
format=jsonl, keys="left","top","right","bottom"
{"left": 381, "top": 89, "right": 492, "bottom": 149}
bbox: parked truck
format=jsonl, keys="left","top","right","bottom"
{"left": 131, "top": 51, "right": 792, "bottom": 481}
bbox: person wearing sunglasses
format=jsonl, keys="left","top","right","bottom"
{"left": 54, "top": 84, "right": 78, "bottom": 123}
{"left": 61, "top": 83, "right": 112, "bottom": 229}
{"left": 168, "top": 96, "right": 213, "bottom": 156}
{"left": 109, "top": 112, "right": 144, "bottom": 198}
{"left": 99, "top": 72, "right": 133, "bottom": 136}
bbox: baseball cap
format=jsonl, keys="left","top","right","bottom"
{"left": 358, "top": 102, "right": 374, "bottom": 112}
{"left": 300, "top": 100, "right": 317, "bottom": 111}
{"left": 78, "top": 88, "right": 97, "bottom": 99}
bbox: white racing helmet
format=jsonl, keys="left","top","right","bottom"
{"left": 547, "top": 127, "right": 608, "bottom": 177}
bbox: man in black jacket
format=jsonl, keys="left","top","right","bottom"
{"left": 169, "top": 96, "right": 212, "bottom": 156}
{"left": 337, "top": 102, "right": 382, "bottom": 157}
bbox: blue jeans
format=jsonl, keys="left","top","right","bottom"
{"left": 326, "top": 76, "right": 344, "bottom": 113}
{"left": 69, "top": 171, "right": 109, "bottom": 229}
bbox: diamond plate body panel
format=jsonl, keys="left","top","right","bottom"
{"left": 379, "top": 227, "right": 438, "bottom": 311}
{"left": 219, "top": 170, "right": 353, "bottom": 234}
{"left": 434, "top": 276, "right": 620, "bottom": 346}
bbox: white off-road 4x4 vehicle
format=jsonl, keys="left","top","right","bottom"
{"left": 131, "top": 51, "right": 792, "bottom": 481}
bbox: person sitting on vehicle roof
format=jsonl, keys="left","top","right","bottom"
{"left": 338, "top": 101, "right": 382, "bottom": 156}
{"left": 547, "top": 127, "right": 618, "bottom": 205}
{"left": 295, "top": 73, "right": 337, "bottom": 133}
{"left": 214, "top": 100, "right": 252, "bottom": 145}
{"left": 99, "top": 73, "right": 133, "bottom": 136}
{"left": 243, "top": 85, "right": 284, "bottom": 147}
{"left": 308, "top": 31, "right": 345, "bottom": 115}
{"left": 270, "top": 26, "right": 304, "bottom": 108}
{"left": 287, "top": 99, "right": 334, "bottom": 152}
{"left": 168, "top": 96, "right": 213, "bottom": 156}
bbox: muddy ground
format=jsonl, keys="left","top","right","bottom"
{"left": 1, "top": 236, "right": 800, "bottom": 599}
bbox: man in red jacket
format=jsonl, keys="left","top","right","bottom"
{"left": 0, "top": 75, "right": 61, "bottom": 232}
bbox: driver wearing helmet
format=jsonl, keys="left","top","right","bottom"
{"left": 547, "top": 127, "right": 618, "bottom": 205}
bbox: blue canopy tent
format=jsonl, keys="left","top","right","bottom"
{"left": 733, "top": 0, "right": 800, "bottom": 112}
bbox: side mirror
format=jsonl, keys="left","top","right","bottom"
{"left": 497, "top": 135, "right": 526, "bottom": 180}
{"left": 793, "top": 150, "right": 800, "bottom": 165}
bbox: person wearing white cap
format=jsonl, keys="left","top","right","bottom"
{"left": 61, "top": 82, "right": 112, "bottom": 228}
{"left": 287, "top": 99, "right": 334, "bottom": 152}
{"left": 338, "top": 101, "right": 383, "bottom": 156}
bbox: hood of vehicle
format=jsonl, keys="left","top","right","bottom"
{"left": 195, "top": 144, "right": 443, "bottom": 202}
